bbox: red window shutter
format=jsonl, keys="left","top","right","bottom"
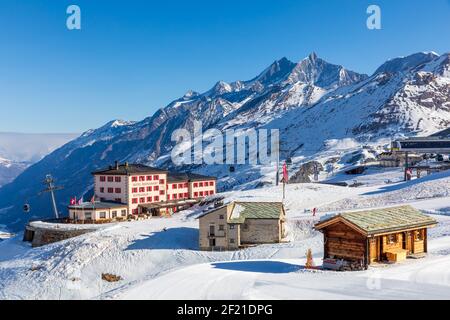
{"left": 184, "top": 193, "right": 188, "bottom": 198}
{"left": 153, "top": 175, "right": 159, "bottom": 180}
{"left": 159, "top": 179, "right": 165, "bottom": 184}
{"left": 155, "top": 196, "right": 159, "bottom": 201}
{"left": 147, "top": 176, "right": 152, "bottom": 181}
{"left": 159, "top": 190, "right": 165, "bottom": 195}
{"left": 132, "top": 198, "right": 138, "bottom": 204}
{"left": 147, "top": 197, "right": 152, "bottom": 202}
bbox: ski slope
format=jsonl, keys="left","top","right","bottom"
{"left": 0, "top": 168, "right": 449, "bottom": 300}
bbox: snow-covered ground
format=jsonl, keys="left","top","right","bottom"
{"left": 0, "top": 168, "right": 449, "bottom": 300}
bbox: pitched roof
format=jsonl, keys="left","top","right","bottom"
{"left": 167, "top": 172, "right": 217, "bottom": 182}
{"left": 315, "top": 205, "right": 437, "bottom": 236}
{"left": 92, "top": 163, "right": 168, "bottom": 175}
{"left": 227, "top": 202, "right": 284, "bottom": 223}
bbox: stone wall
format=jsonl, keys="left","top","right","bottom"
{"left": 240, "top": 219, "right": 281, "bottom": 244}
{"left": 24, "top": 224, "right": 96, "bottom": 247}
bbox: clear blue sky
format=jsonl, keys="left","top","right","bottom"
{"left": 0, "top": 0, "right": 449, "bottom": 133}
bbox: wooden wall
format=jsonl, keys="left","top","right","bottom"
{"left": 324, "top": 222, "right": 366, "bottom": 262}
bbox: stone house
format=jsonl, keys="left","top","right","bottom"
{"left": 198, "top": 202, "right": 286, "bottom": 251}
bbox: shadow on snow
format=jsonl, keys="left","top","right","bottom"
{"left": 211, "top": 260, "right": 302, "bottom": 274}
{"left": 125, "top": 227, "right": 199, "bottom": 251}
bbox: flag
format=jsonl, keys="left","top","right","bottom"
{"left": 282, "top": 162, "right": 288, "bottom": 183}
{"left": 90, "top": 195, "right": 95, "bottom": 204}
{"left": 77, "top": 197, "right": 83, "bottom": 205}
{"left": 70, "top": 197, "right": 77, "bottom": 205}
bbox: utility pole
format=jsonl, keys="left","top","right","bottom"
{"left": 39, "top": 174, "right": 64, "bottom": 219}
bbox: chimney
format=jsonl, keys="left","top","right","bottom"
{"left": 115, "top": 161, "right": 119, "bottom": 170}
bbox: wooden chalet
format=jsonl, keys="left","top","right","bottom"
{"left": 314, "top": 205, "right": 437, "bottom": 270}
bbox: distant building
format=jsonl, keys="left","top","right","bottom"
{"left": 198, "top": 202, "right": 286, "bottom": 251}
{"left": 315, "top": 205, "right": 437, "bottom": 271}
{"left": 69, "top": 162, "right": 217, "bottom": 221}
{"left": 378, "top": 151, "right": 422, "bottom": 167}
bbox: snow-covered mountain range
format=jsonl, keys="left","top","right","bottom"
{"left": 0, "top": 51, "right": 449, "bottom": 231}
{"left": 0, "top": 133, "right": 78, "bottom": 187}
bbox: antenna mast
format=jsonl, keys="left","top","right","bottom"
{"left": 39, "top": 174, "right": 64, "bottom": 219}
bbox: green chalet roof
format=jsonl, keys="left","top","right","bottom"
{"left": 227, "top": 202, "right": 284, "bottom": 224}
{"left": 317, "top": 205, "right": 437, "bottom": 236}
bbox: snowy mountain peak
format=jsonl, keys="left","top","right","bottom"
{"left": 183, "top": 90, "right": 200, "bottom": 99}
{"left": 287, "top": 53, "right": 368, "bottom": 89}
{"left": 251, "top": 57, "right": 296, "bottom": 86}
{"left": 374, "top": 52, "right": 439, "bottom": 75}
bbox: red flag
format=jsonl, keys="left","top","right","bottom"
{"left": 70, "top": 197, "right": 76, "bottom": 205}
{"left": 282, "top": 162, "right": 288, "bottom": 183}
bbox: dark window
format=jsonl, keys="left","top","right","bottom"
{"left": 219, "top": 214, "right": 224, "bottom": 220}
{"left": 100, "top": 176, "right": 106, "bottom": 182}
{"left": 107, "top": 177, "right": 114, "bottom": 182}
{"left": 115, "top": 188, "right": 121, "bottom": 193}
{"left": 115, "top": 177, "right": 121, "bottom": 183}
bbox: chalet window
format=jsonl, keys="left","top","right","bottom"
{"left": 132, "top": 198, "right": 138, "bottom": 204}
{"left": 154, "top": 196, "right": 160, "bottom": 201}
{"left": 139, "top": 176, "right": 145, "bottom": 182}
{"left": 121, "top": 210, "right": 127, "bottom": 216}
{"left": 414, "top": 230, "right": 424, "bottom": 241}
{"left": 147, "top": 196, "right": 152, "bottom": 202}
{"left": 115, "top": 177, "right": 121, "bottom": 183}
{"left": 99, "top": 212, "right": 106, "bottom": 219}
{"left": 194, "top": 192, "right": 198, "bottom": 197}
{"left": 184, "top": 183, "right": 188, "bottom": 188}
{"left": 199, "top": 191, "right": 204, "bottom": 196}
{"left": 131, "top": 176, "right": 138, "bottom": 182}
{"left": 173, "top": 194, "right": 177, "bottom": 199}
{"left": 132, "top": 187, "right": 138, "bottom": 193}
{"left": 199, "top": 182, "right": 203, "bottom": 187}
{"left": 112, "top": 211, "right": 117, "bottom": 218}
{"left": 388, "top": 234, "right": 397, "bottom": 244}
{"left": 153, "top": 175, "right": 159, "bottom": 180}
{"left": 160, "top": 190, "right": 165, "bottom": 195}
{"left": 230, "top": 239, "right": 235, "bottom": 244}
{"left": 100, "top": 176, "right": 106, "bottom": 182}
{"left": 107, "top": 177, "right": 114, "bottom": 182}
{"left": 219, "top": 214, "right": 224, "bottom": 220}
{"left": 184, "top": 192, "right": 188, "bottom": 198}
{"left": 178, "top": 183, "right": 183, "bottom": 188}
{"left": 209, "top": 181, "right": 214, "bottom": 186}
{"left": 139, "top": 187, "right": 145, "bottom": 193}
{"left": 115, "top": 188, "right": 121, "bottom": 193}
{"left": 107, "top": 188, "right": 114, "bottom": 193}
{"left": 147, "top": 176, "right": 152, "bottom": 181}
{"left": 179, "top": 193, "right": 184, "bottom": 198}
{"left": 140, "top": 197, "right": 145, "bottom": 203}
{"left": 100, "top": 187, "right": 105, "bottom": 193}
{"left": 219, "top": 225, "right": 224, "bottom": 231}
